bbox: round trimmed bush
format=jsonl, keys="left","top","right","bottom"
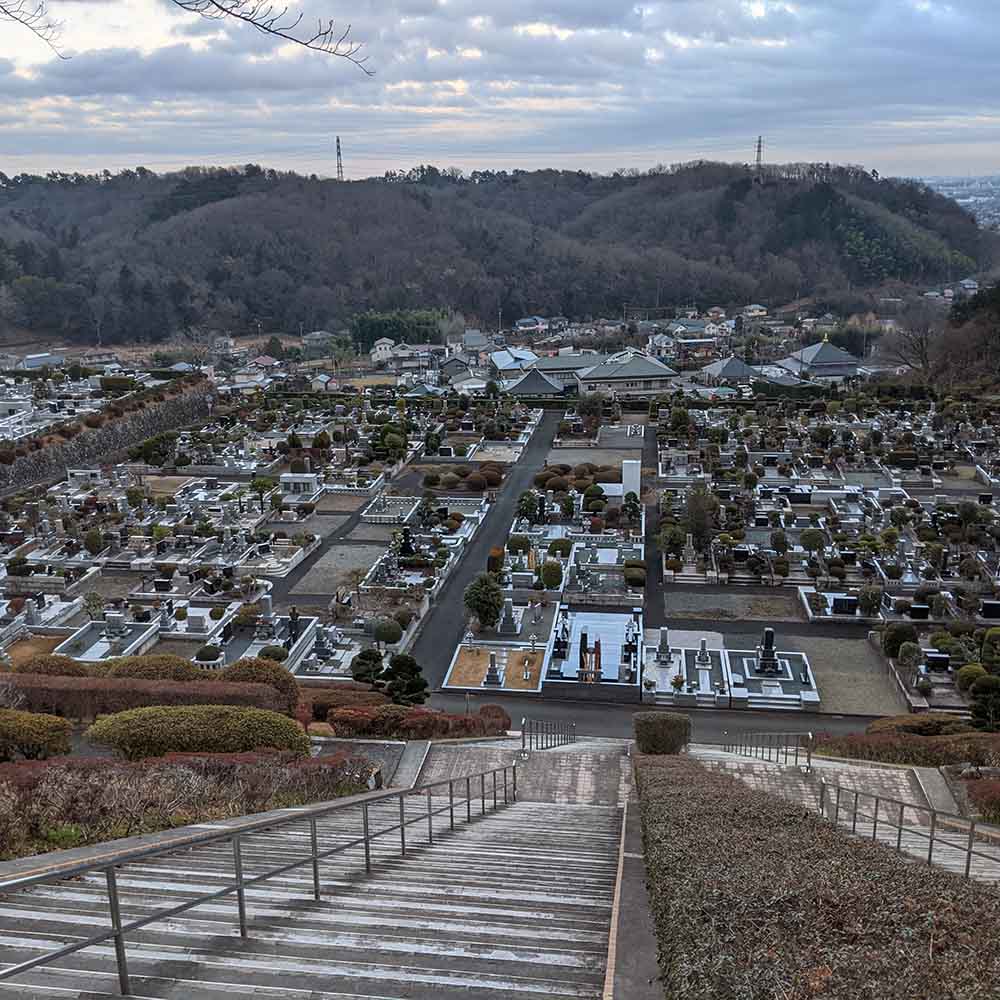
{"left": 12, "top": 654, "right": 90, "bottom": 677}
{"left": 422, "top": 472, "right": 441, "bottom": 488}
{"left": 106, "top": 655, "right": 204, "bottom": 682}
{"left": 194, "top": 645, "right": 221, "bottom": 662}
{"left": 957, "top": 664, "right": 989, "bottom": 693}
{"left": 0, "top": 707, "right": 72, "bottom": 761}
{"left": 209, "top": 606, "right": 225, "bottom": 621}
{"left": 258, "top": 644, "right": 289, "bottom": 663}
{"left": 547, "top": 539, "right": 572, "bottom": 558}
{"left": 440, "top": 473, "right": 460, "bottom": 489}
{"left": 546, "top": 477, "right": 569, "bottom": 493}
{"left": 634, "top": 712, "right": 690, "bottom": 754}
{"left": 464, "top": 473, "right": 487, "bottom": 491}
{"left": 481, "top": 468, "right": 502, "bottom": 487}
{"left": 85, "top": 705, "right": 309, "bottom": 760}
{"left": 220, "top": 657, "right": 298, "bottom": 715}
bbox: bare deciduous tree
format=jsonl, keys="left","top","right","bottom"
{"left": 880, "top": 303, "right": 940, "bottom": 386}
{"left": 1, "top": 0, "right": 371, "bottom": 69}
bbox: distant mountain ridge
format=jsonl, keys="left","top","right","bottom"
{"left": 0, "top": 161, "right": 992, "bottom": 345}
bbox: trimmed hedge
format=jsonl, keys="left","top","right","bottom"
{"left": 0, "top": 751, "right": 373, "bottom": 860}
{"left": 0, "top": 708, "right": 72, "bottom": 761}
{"left": 220, "top": 657, "right": 299, "bottom": 715}
{"left": 966, "top": 779, "right": 1000, "bottom": 825}
{"left": 305, "top": 681, "right": 390, "bottom": 722}
{"left": 8, "top": 674, "right": 283, "bottom": 720}
{"left": 636, "top": 754, "right": 1000, "bottom": 999}
{"left": 633, "top": 712, "right": 690, "bottom": 754}
{"left": 867, "top": 713, "right": 973, "bottom": 737}
{"left": 86, "top": 705, "right": 310, "bottom": 760}
{"left": 814, "top": 731, "right": 1000, "bottom": 767}
{"left": 327, "top": 704, "right": 508, "bottom": 740}
{"left": 11, "top": 654, "right": 91, "bottom": 677}
{"left": 105, "top": 655, "right": 206, "bottom": 682}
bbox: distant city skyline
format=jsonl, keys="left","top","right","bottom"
{"left": 1, "top": 0, "right": 998, "bottom": 178}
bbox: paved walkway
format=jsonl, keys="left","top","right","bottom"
{"left": 414, "top": 411, "right": 562, "bottom": 687}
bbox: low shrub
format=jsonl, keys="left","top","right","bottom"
{"left": 624, "top": 567, "right": 646, "bottom": 588}
{"left": 0, "top": 708, "right": 72, "bottom": 761}
{"left": 0, "top": 751, "right": 373, "bottom": 860}
{"left": 814, "top": 731, "right": 1000, "bottom": 767}
{"left": 327, "top": 704, "right": 507, "bottom": 739}
{"left": 868, "top": 713, "right": 973, "bottom": 737}
{"left": 194, "top": 645, "right": 221, "bottom": 662}
{"left": 634, "top": 712, "right": 690, "bottom": 754}
{"left": 86, "top": 705, "right": 310, "bottom": 760}
{"left": 882, "top": 622, "right": 918, "bottom": 658}
{"left": 11, "top": 654, "right": 91, "bottom": 677}
{"left": 305, "top": 682, "right": 390, "bottom": 722}
{"left": 635, "top": 754, "right": 1000, "bottom": 1000}
{"left": 957, "top": 664, "right": 989, "bottom": 693}
{"left": 966, "top": 779, "right": 1000, "bottom": 824}
{"left": 258, "top": 644, "right": 288, "bottom": 663}
{"left": 105, "top": 654, "right": 205, "bottom": 682}
{"left": 220, "top": 657, "right": 298, "bottom": 715}
{"left": 10, "top": 674, "right": 283, "bottom": 720}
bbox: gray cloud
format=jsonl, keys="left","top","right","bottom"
{"left": 1, "top": 0, "right": 998, "bottom": 176}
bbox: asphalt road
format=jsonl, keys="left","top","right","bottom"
{"left": 412, "top": 410, "right": 562, "bottom": 686}
{"left": 430, "top": 690, "right": 873, "bottom": 743}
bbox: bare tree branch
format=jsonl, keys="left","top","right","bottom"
{"left": 0, "top": 0, "right": 66, "bottom": 57}
{"left": 1, "top": 0, "right": 372, "bottom": 69}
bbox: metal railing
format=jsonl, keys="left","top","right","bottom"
{"left": 818, "top": 780, "right": 999, "bottom": 879}
{"left": 722, "top": 730, "right": 814, "bottom": 771}
{"left": 0, "top": 763, "right": 517, "bottom": 995}
{"left": 521, "top": 717, "right": 576, "bottom": 751}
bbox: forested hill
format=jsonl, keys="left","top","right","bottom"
{"left": 0, "top": 161, "right": 992, "bottom": 345}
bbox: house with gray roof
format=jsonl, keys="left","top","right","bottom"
{"left": 775, "top": 337, "right": 859, "bottom": 382}
{"left": 699, "top": 355, "right": 758, "bottom": 386}
{"left": 527, "top": 352, "right": 607, "bottom": 386}
{"left": 489, "top": 347, "right": 538, "bottom": 377}
{"left": 574, "top": 350, "right": 678, "bottom": 398}
{"left": 502, "top": 368, "right": 565, "bottom": 397}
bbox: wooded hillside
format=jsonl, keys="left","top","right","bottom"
{"left": 0, "top": 162, "right": 991, "bottom": 345}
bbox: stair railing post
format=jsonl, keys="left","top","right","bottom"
{"left": 818, "top": 781, "right": 826, "bottom": 818}
{"left": 104, "top": 867, "right": 131, "bottom": 996}
{"left": 481, "top": 773, "right": 486, "bottom": 815}
{"left": 897, "top": 802, "right": 904, "bottom": 852}
{"left": 492, "top": 770, "right": 498, "bottom": 810}
{"left": 834, "top": 785, "right": 842, "bottom": 825}
{"left": 466, "top": 776, "right": 472, "bottom": 822}
{"left": 503, "top": 768, "right": 508, "bottom": 805}
{"left": 362, "top": 802, "right": 372, "bottom": 873}
{"left": 513, "top": 765, "right": 518, "bottom": 802}
{"left": 927, "top": 810, "right": 937, "bottom": 866}
{"left": 426, "top": 788, "right": 434, "bottom": 843}
{"left": 851, "top": 790, "right": 859, "bottom": 834}
{"left": 309, "top": 817, "right": 321, "bottom": 901}
{"left": 399, "top": 796, "right": 406, "bottom": 856}
{"left": 965, "top": 821, "right": 977, "bottom": 879}
{"left": 232, "top": 834, "right": 248, "bottom": 938}
{"left": 572, "top": 722, "right": 577, "bottom": 744}
{"left": 449, "top": 781, "right": 455, "bottom": 830}
{"left": 872, "top": 797, "right": 879, "bottom": 842}
{"left": 521, "top": 719, "right": 527, "bottom": 753}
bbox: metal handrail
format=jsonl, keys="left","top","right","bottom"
{"left": 722, "top": 729, "right": 814, "bottom": 771}
{"left": 0, "top": 762, "right": 518, "bottom": 994}
{"left": 817, "top": 779, "right": 997, "bottom": 879}
{"left": 521, "top": 716, "right": 576, "bottom": 751}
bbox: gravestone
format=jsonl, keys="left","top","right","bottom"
{"left": 756, "top": 627, "right": 779, "bottom": 674}
{"left": 484, "top": 651, "right": 502, "bottom": 686}
{"left": 497, "top": 598, "right": 519, "bottom": 635}
{"left": 832, "top": 595, "right": 858, "bottom": 615}
{"left": 909, "top": 604, "right": 930, "bottom": 620}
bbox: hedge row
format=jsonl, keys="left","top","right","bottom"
{"left": 86, "top": 705, "right": 310, "bottom": 760}
{"left": 304, "top": 681, "right": 390, "bottom": 722}
{"left": 0, "top": 750, "right": 373, "bottom": 860}
{"left": 7, "top": 653, "right": 299, "bottom": 716}
{"left": 8, "top": 674, "right": 284, "bottom": 720}
{"left": 966, "top": 779, "right": 1000, "bottom": 825}
{"left": 635, "top": 754, "right": 1000, "bottom": 999}
{"left": 327, "top": 704, "right": 510, "bottom": 740}
{"left": 0, "top": 708, "right": 72, "bottom": 762}
{"left": 814, "top": 731, "right": 1000, "bottom": 768}
{"left": 633, "top": 712, "right": 690, "bottom": 755}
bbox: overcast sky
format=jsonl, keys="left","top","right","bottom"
{"left": 1, "top": 0, "right": 997, "bottom": 178}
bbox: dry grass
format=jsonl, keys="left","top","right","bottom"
{"left": 145, "top": 475, "right": 196, "bottom": 495}
{"left": 447, "top": 647, "right": 543, "bottom": 690}
{"left": 6, "top": 636, "right": 62, "bottom": 668}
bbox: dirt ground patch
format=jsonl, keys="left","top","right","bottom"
{"left": 6, "top": 635, "right": 62, "bottom": 667}
{"left": 290, "top": 544, "right": 384, "bottom": 597}
{"left": 663, "top": 590, "right": 802, "bottom": 622}
{"left": 315, "top": 494, "right": 368, "bottom": 514}
{"left": 345, "top": 525, "right": 400, "bottom": 543}
{"left": 144, "top": 476, "right": 196, "bottom": 495}
{"left": 545, "top": 447, "right": 643, "bottom": 469}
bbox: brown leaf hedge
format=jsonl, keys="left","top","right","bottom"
{"left": 636, "top": 755, "right": 1000, "bottom": 1000}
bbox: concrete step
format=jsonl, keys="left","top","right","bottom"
{"left": 0, "top": 797, "right": 622, "bottom": 1000}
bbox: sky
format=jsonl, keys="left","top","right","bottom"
{"left": 1, "top": 0, "right": 998, "bottom": 179}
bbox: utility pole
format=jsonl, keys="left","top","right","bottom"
{"left": 336, "top": 136, "right": 344, "bottom": 182}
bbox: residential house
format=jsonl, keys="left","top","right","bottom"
{"left": 310, "top": 373, "right": 336, "bottom": 393}
{"left": 699, "top": 355, "right": 757, "bottom": 386}
{"left": 775, "top": 337, "right": 860, "bottom": 382}
{"left": 575, "top": 350, "right": 678, "bottom": 397}
{"left": 489, "top": 347, "right": 538, "bottom": 378}
{"left": 370, "top": 338, "right": 395, "bottom": 365}
{"left": 18, "top": 352, "right": 65, "bottom": 370}
{"left": 527, "top": 351, "right": 606, "bottom": 387}
{"left": 503, "top": 368, "right": 564, "bottom": 397}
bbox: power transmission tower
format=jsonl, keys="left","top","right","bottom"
{"left": 336, "top": 136, "right": 344, "bottom": 182}
{"left": 755, "top": 136, "right": 763, "bottom": 172}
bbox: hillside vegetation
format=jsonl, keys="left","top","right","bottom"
{"left": 0, "top": 162, "right": 991, "bottom": 345}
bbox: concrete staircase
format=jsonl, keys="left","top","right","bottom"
{"left": 0, "top": 745, "right": 626, "bottom": 999}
